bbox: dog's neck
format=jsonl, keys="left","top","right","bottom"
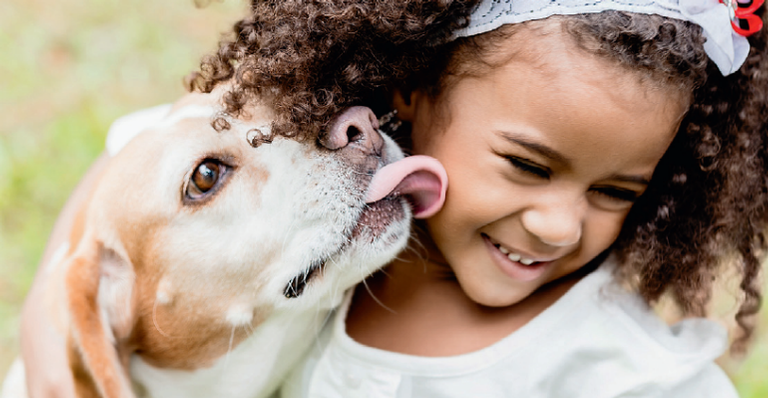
{"left": 129, "top": 307, "right": 329, "bottom": 398}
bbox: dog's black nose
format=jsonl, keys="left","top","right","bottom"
{"left": 319, "top": 106, "right": 384, "bottom": 156}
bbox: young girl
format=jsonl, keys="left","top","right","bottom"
{"left": 19, "top": 0, "right": 768, "bottom": 397}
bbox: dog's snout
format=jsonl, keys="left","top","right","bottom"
{"left": 319, "top": 106, "right": 384, "bottom": 156}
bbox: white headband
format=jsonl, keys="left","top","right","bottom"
{"left": 454, "top": 0, "right": 751, "bottom": 75}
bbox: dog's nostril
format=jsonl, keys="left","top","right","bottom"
{"left": 347, "top": 126, "right": 363, "bottom": 143}
{"left": 322, "top": 106, "right": 379, "bottom": 151}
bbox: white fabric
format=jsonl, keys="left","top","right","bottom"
{"left": 454, "top": 0, "right": 750, "bottom": 76}
{"left": 0, "top": 359, "right": 27, "bottom": 398}
{"left": 280, "top": 261, "right": 738, "bottom": 398}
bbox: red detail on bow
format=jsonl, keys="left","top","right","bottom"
{"left": 722, "top": 0, "right": 765, "bottom": 36}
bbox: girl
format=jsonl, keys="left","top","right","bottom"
{"left": 19, "top": 0, "right": 768, "bottom": 397}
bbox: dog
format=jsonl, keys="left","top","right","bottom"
{"left": 0, "top": 88, "right": 447, "bottom": 398}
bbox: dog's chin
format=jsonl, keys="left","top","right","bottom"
{"left": 350, "top": 196, "right": 407, "bottom": 241}
{"left": 283, "top": 196, "right": 410, "bottom": 300}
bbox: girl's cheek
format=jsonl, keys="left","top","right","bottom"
{"left": 588, "top": 210, "right": 629, "bottom": 249}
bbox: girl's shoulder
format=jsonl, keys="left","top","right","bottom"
{"left": 281, "top": 259, "right": 737, "bottom": 398}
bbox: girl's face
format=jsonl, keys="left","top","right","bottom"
{"left": 396, "top": 26, "right": 687, "bottom": 307}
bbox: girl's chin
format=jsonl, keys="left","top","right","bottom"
{"left": 464, "top": 286, "right": 535, "bottom": 308}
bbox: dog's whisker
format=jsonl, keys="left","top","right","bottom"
{"left": 280, "top": 218, "right": 300, "bottom": 261}
{"left": 327, "top": 255, "right": 342, "bottom": 272}
{"left": 377, "top": 265, "right": 394, "bottom": 279}
{"left": 348, "top": 169, "right": 372, "bottom": 176}
{"left": 361, "top": 278, "right": 396, "bottom": 314}
{"left": 308, "top": 291, "right": 337, "bottom": 357}
{"left": 152, "top": 299, "right": 171, "bottom": 338}
{"left": 223, "top": 325, "right": 237, "bottom": 372}
{"left": 310, "top": 301, "right": 324, "bottom": 350}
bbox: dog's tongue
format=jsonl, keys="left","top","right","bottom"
{"left": 365, "top": 155, "right": 448, "bottom": 219}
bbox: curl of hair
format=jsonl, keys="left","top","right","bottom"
{"left": 192, "top": 2, "right": 768, "bottom": 353}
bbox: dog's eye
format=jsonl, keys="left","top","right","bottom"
{"left": 187, "top": 160, "right": 224, "bottom": 199}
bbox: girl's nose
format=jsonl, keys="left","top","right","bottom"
{"left": 521, "top": 196, "right": 585, "bottom": 247}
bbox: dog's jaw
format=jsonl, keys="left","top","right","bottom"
{"left": 282, "top": 194, "right": 409, "bottom": 299}
{"left": 267, "top": 132, "right": 412, "bottom": 308}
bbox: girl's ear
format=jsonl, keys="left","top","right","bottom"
{"left": 392, "top": 88, "right": 420, "bottom": 122}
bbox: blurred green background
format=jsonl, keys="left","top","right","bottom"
{"left": 0, "top": 0, "right": 245, "bottom": 383}
{"left": 0, "top": 0, "right": 766, "bottom": 396}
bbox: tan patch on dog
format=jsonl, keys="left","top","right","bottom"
{"left": 123, "top": 236, "right": 272, "bottom": 370}
{"left": 130, "top": 282, "right": 269, "bottom": 369}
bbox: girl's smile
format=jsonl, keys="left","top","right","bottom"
{"left": 484, "top": 234, "right": 556, "bottom": 282}
{"left": 395, "top": 24, "right": 688, "bottom": 308}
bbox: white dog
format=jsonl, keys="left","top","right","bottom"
{"left": 1, "top": 89, "right": 446, "bottom": 398}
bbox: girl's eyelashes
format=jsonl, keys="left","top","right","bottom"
{"left": 589, "top": 186, "right": 641, "bottom": 203}
{"left": 501, "top": 152, "right": 642, "bottom": 206}
{"left": 505, "top": 156, "right": 551, "bottom": 179}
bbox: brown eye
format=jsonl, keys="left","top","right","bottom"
{"left": 187, "top": 160, "right": 223, "bottom": 199}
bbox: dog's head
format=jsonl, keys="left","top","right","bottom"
{"left": 62, "top": 91, "right": 447, "bottom": 397}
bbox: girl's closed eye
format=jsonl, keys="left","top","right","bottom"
{"left": 503, "top": 155, "right": 551, "bottom": 179}
{"left": 501, "top": 152, "right": 643, "bottom": 209}
{"left": 591, "top": 186, "right": 639, "bottom": 202}
{"left": 589, "top": 185, "right": 641, "bottom": 210}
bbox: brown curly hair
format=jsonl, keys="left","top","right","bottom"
{"left": 189, "top": 1, "right": 768, "bottom": 353}
{"left": 186, "top": 0, "right": 479, "bottom": 140}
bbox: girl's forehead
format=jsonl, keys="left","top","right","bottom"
{"left": 450, "top": 18, "right": 690, "bottom": 115}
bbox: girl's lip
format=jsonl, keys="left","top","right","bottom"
{"left": 485, "top": 235, "right": 558, "bottom": 263}
{"left": 482, "top": 235, "right": 552, "bottom": 282}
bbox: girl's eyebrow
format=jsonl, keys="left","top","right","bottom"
{"left": 497, "top": 131, "right": 570, "bottom": 167}
{"left": 498, "top": 131, "right": 651, "bottom": 186}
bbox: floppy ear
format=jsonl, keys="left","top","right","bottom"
{"left": 66, "top": 238, "right": 137, "bottom": 398}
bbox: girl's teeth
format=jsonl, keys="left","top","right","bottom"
{"left": 495, "top": 243, "right": 537, "bottom": 265}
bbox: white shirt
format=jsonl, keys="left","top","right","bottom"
{"left": 280, "top": 261, "right": 738, "bottom": 398}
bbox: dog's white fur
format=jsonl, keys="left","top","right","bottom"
{"left": 1, "top": 90, "right": 411, "bottom": 398}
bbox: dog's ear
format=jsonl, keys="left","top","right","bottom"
{"left": 66, "top": 238, "right": 137, "bottom": 398}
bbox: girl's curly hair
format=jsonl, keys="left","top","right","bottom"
{"left": 186, "top": 0, "right": 479, "bottom": 140}
{"left": 189, "top": 1, "right": 768, "bottom": 352}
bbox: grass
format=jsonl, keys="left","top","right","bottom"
{"left": 0, "top": 0, "right": 766, "bottom": 395}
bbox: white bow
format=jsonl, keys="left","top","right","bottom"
{"left": 455, "top": 0, "right": 751, "bottom": 76}
{"left": 679, "top": 0, "right": 749, "bottom": 75}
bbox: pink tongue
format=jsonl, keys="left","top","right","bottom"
{"left": 364, "top": 155, "right": 448, "bottom": 219}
